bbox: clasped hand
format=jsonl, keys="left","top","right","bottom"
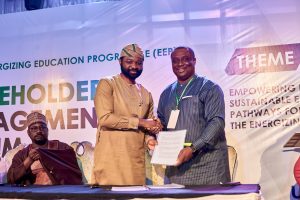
{"left": 28, "top": 149, "right": 40, "bottom": 162}
{"left": 23, "top": 148, "right": 40, "bottom": 169}
{"left": 139, "top": 117, "right": 163, "bottom": 134}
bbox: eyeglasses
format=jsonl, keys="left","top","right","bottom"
{"left": 29, "top": 125, "right": 48, "bottom": 133}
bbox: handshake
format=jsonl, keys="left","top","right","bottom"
{"left": 138, "top": 117, "right": 163, "bottom": 134}
{"left": 138, "top": 117, "right": 162, "bottom": 151}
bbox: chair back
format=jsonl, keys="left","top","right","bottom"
{"left": 71, "top": 141, "right": 94, "bottom": 184}
{"left": 227, "top": 145, "right": 238, "bottom": 181}
{"left": 2, "top": 144, "right": 26, "bottom": 183}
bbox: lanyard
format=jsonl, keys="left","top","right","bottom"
{"left": 175, "top": 77, "right": 194, "bottom": 109}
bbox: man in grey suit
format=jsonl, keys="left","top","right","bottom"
{"left": 156, "top": 46, "right": 230, "bottom": 185}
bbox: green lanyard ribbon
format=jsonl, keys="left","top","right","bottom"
{"left": 175, "top": 77, "right": 194, "bottom": 109}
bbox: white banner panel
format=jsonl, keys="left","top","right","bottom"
{"left": 1, "top": 1, "right": 300, "bottom": 199}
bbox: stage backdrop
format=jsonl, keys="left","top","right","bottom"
{"left": 0, "top": 1, "right": 300, "bottom": 200}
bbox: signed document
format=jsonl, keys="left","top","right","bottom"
{"left": 151, "top": 130, "right": 186, "bottom": 166}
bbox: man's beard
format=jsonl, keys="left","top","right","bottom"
{"left": 120, "top": 65, "right": 143, "bottom": 80}
{"left": 33, "top": 134, "right": 47, "bottom": 145}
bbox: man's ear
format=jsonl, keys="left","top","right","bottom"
{"left": 192, "top": 57, "right": 196, "bottom": 65}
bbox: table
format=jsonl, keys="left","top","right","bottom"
{"left": 0, "top": 184, "right": 261, "bottom": 199}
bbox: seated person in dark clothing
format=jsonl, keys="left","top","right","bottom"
{"left": 7, "top": 112, "right": 82, "bottom": 185}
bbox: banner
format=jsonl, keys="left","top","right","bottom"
{"left": 1, "top": 1, "right": 300, "bottom": 199}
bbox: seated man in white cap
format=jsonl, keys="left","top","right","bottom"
{"left": 7, "top": 112, "right": 82, "bottom": 185}
{"left": 93, "top": 44, "right": 162, "bottom": 185}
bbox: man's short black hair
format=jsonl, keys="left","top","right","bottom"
{"left": 171, "top": 46, "right": 195, "bottom": 59}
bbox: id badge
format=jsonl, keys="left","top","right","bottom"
{"left": 167, "top": 110, "right": 180, "bottom": 129}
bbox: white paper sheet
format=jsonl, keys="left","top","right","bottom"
{"left": 151, "top": 130, "right": 186, "bottom": 166}
{"left": 111, "top": 186, "right": 149, "bottom": 191}
{"left": 147, "top": 183, "right": 185, "bottom": 189}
